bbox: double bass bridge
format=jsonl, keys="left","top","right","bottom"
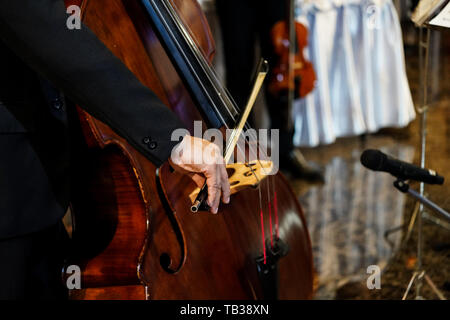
{"left": 188, "top": 160, "right": 274, "bottom": 211}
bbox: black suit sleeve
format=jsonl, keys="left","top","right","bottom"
{"left": 0, "top": 0, "right": 186, "bottom": 167}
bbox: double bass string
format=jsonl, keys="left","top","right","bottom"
{"left": 267, "top": 175, "right": 275, "bottom": 249}
{"left": 258, "top": 183, "right": 266, "bottom": 265}
{"left": 163, "top": 0, "right": 273, "bottom": 262}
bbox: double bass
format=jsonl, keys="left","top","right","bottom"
{"left": 66, "top": 0, "right": 313, "bottom": 300}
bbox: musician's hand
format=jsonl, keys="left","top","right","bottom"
{"left": 169, "top": 134, "right": 230, "bottom": 214}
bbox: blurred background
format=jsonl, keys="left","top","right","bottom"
{"left": 197, "top": 0, "right": 450, "bottom": 299}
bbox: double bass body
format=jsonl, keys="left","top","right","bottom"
{"left": 67, "top": 0, "right": 313, "bottom": 300}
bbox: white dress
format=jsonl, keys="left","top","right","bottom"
{"left": 293, "top": 0, "right": 416, "bottom": 147}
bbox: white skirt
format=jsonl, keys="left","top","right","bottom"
{"left": 293, "top": 0, "right": 416, "bottom": 147}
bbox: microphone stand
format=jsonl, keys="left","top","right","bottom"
{"left": 394, "top": 180, "right": 450, "bottom": 223}
{"left": 395, "top": 25, "right": 448, "bottom": 300}
{"left": 393, "top": 179, "right": 448, "bottom": 300}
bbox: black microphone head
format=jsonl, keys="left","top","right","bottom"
{"left": 360, "top": 149, "right": 387, "bottom": 171}
{"left": 435, "top": 174, "right": 445, "bottom": 185}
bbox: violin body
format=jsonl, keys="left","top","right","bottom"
{"left": 67, "top": 0, "right": 313, "bottom": 300}
{"left": 268, "top": 20, "right": 316, "bottom": 99}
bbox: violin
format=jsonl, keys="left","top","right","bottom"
{"left": 65, "top": 0, "right": 314, "bottom": 299}
{"left": 268, "top": 0, "right": 316, "bottom": 100}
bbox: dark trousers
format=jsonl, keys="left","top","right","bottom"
{"left": 0, "top": 221, "right": 69, "bottom": 300}
{"left": 216, "top": 0, "right": 294, "bottom": 153}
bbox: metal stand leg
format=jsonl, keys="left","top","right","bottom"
{"left": 401, "top": 27, "right": 446, "bottom": 300}
{"left": 394, "top": 181, "right": 449, "bottom": 300}
{"left": 402, "top": 271, "right": 420, "bottom": 300}
{"left": 404, "top": 202, "right": 420, "bottom": 243}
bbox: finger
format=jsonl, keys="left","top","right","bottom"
{"left": 204, "top": 165, "right": 221, "bottom": 214}
{"left": 208, "top": 173, "right": 221, "bottom": 214}
{"left": 220, "top": 163, "right": 230, "bottom": 204}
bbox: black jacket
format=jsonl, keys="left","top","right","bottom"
{"left": 0, "top": 0, "right": 185, "bottom": 239}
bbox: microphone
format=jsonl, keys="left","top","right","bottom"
{"left": 360, "top": 149, "right": 444, "bottom": 185}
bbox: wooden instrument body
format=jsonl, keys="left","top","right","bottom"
{"left": 67, "top": 0, "right": 313, "bottom": 300}
{"left": 268, "top": 20, "right": 316, "bottom": 99}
